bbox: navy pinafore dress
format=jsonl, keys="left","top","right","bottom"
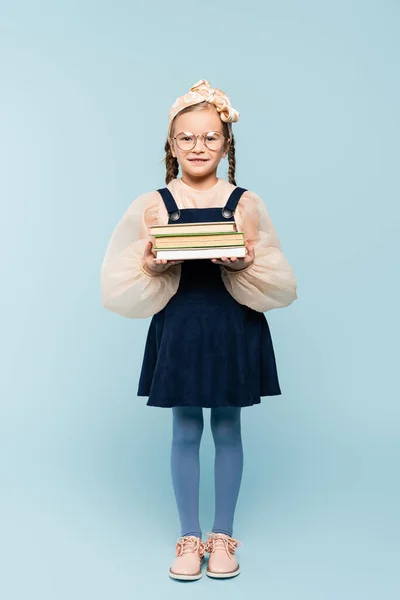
{"left": 137, "top": 185, "right": 282, "bottom": 408}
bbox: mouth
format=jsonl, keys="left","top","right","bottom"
{"left": 188, "top": 158, "right": 209, "bottom": 164}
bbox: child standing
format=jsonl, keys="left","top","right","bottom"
{"left": 101, "top": 79, "right": 298, "bottom": 581}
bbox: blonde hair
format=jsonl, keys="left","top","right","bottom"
{"left": 163, "top": 101, "right": 237, "bottom": 186}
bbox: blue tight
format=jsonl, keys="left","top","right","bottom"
{"left": 171, "top": 406, "right": 243, "bottom": 539}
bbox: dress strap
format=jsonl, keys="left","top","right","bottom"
{"left": 221, "top": 187, "right": 248, "bottom": 219}
{"left": 157, "top": 188, "right": 181, "bottom": 221}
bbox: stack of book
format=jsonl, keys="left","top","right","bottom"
{"left": 149, "top": 221, "right": 246, "bottom": 260}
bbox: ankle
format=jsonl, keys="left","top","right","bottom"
{"left": 181, "top": 532, "right": 202, "bottom": 539}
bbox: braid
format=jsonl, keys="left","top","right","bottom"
{"left": 227, "top": 134, "right": 237, "bottom": 186}
{"left": 164, "top": 139, "right": 179, "bottom": 184}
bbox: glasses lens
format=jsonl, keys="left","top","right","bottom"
{"left": 175, "top": 133, "right": 196, "bottom": 151}
{"left": 204, "top": 131, "right": 225, "bottom": 150}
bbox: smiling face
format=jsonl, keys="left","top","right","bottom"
{"left": 169, "top": 103, "right": 231, "bottom": 184}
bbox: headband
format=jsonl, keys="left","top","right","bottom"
{"left": 167, "top": 79, "right": 240, "bottom": 138}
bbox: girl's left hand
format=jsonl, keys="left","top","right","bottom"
{"left": 211, "top": 240, "right": 255, "bottom": 271}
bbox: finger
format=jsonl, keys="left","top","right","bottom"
{"left": 244, "top": 243, "right": 253, "bottom": 259}
{"left": 246, "top": 240, "right": 254, "bottom": 253}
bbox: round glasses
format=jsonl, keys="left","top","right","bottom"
{"left": 171, "top": 131, "right": 228, "bottom": 151}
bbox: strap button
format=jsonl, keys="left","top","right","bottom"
{"left": 222, "top": 208, "right": 233, "bottom": 218}
{"left": 169, "top": 211, "right": 180, "bottom": 221}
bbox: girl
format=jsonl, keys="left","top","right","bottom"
{"left": 100, "top": 79, "right": 298, "bottom": 581}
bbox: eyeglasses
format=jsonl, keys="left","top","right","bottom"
{"left": 171, "top": 131, "right": 228, "bottom": 151}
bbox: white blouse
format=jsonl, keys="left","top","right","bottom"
{"left": 100, "top": 177, "right": 298, "bottom": 318}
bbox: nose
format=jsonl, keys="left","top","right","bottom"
{"left": 193, "top": 135, "right": 207, "bottom": 151}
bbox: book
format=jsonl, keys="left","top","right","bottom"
{"left": 155, "top": 241, "right": 245, "bottom": 249}
{"left": 149, "top": 221, "right": 237, "bottom": 235}
{"left": 155, "top": 246, "right": 247, "bottom": 260}
{"left": 154, "top": 233, "right": 244, "bottom": 249}
{"left": 150, "top": 220, "right": 245, "bottom": 261}
{"left": 153, "top": 231, "right": 243, "bottom": 240}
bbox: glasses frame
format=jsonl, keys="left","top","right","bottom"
{"left": 171, "top": 130, "right": 230, "bottom": 152}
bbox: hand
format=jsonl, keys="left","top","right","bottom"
{"left": 211, "top": 240, "right": 255, "bottom": 271}
{"left": 142, "top": 240, "right": 184, "bottom": 275}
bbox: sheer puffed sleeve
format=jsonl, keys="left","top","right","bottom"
{"left": 100, "top": 191, "right": 181, "bottom": 319}
{"left": 220, "top": 190, "right": 298, "bottom": 312}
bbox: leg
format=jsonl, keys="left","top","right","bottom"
{"left": 210, "top": 407, "right": 243, "bottom": 537}
{"left": 171, "top": 406, "right": 204, "bottom": 539}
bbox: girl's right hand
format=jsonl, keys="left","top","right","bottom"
{"left": 142, "top": 240, "right": 184, "bottom": 275}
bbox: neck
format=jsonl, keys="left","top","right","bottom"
{"left": 180, "top": 171, "right": 219, "bottom": 191}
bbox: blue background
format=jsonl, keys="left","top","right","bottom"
{"left": 1, "top": 1, "right": 399, "bottom": 598}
